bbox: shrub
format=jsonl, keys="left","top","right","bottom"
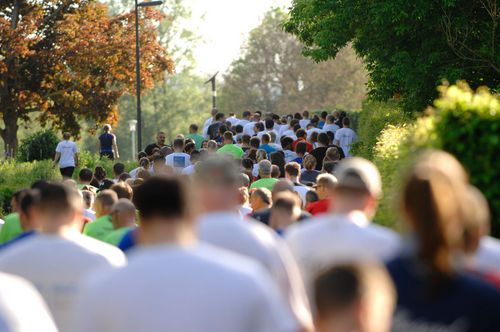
{"left": 350, "top": 100, "right": 410, "bottom": 160}
{"left": 17, "top": 130, "right": 59, "bottom": 162}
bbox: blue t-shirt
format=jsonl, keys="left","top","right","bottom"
{"left": 118, "top": 229, "right": 137, "bottom": 253}
{"left": 387, "top": 255, "right": 500, "bottom": 332}
{"left": 259, "top": 144, "right": 277, "bottom": 155}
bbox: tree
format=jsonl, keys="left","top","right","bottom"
{"left": 219, "top": 8, "right": 367, "bottom": 115}
{"left": 284, "top": 0, "right": 499, "bottom": 112}
{"left": 0, "top": 0, "right": 173, "bottom": 153}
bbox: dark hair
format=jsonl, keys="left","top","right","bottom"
{"left": 223, "top": 131, "right": 234, "bottom": 141}
{"left": 242, "top": 158, "right": 254, "bottom": 170}
{"left": 242, "top": 111, "right": 251, "bottom": 118}
{"left": 185, "top": 142, "right": 195, "bottom": 153}
{"left": 19, "top": 190, "right": 38, "bottom": 215}
{"left": 79, "top": 168, "right": 93, "bottom": 182}
{"left": 261, "top": 133, "right": 271, "bottom": 144}
{"left": 235, "top": 124, "right": 243, "bottom": 133}
{"left": 113, "top": 163, "right": 125, "bottom": 176}
{"left": 296, "top": 129, "right": 306, "bottom": 138}
{"left": 173, "top": 138, "right": 185, "bottom": 149}
{"left": 94, "top": 166, "right": 107, "bottom": 181}
{"left": 295, "top": 141, "right": 307, "bottom": 155}
{"left": 137, "top": 151, "right": 147, "bottom": 161}
{"left": 36, "top": 182, "right": 81, "bottom": 213}
{"left": 343, "top": 117, "right": 350, "bottom": 126}
{"left": 270, "top": 151, "right": 285, "bottom": 178}
{"left": 294, "top": 113, "right": 302, "bottom": 120}
{"left": 265, "top": 119, "right": 274, "bottom": 130}
{"left": 99, "top": 179, "right": 115, "bottom": 191}
{"left": 215, "top": 113, "right": 225, "bottom": 121}
{"left": 242, "top": 134, "right": 251, "bottom": 145}
{"left": 218, "top": 125, "right": 228, "bottom": 135}
{"left": 271, "top": 165, "right": 280, "bottom": 178}
{"left": 189, "top": 124, "right": 198, "bottom": 132}
{"left": 318, "top": 133, "right": 330, "bottom": 146}
{"left": 285, "top": 162, "right": 301, "bottom": 177}
{"left": 306, "top": 190, "right": 319, "bottom": 205}
{"left": 118, "top": 173, "right": 132, "bottom": 182}
{"left": 249, "top": 137, "right": 260, "bottom": 149}
{"left": 293, "top": 124, "right": 301, "bottom": 133}
{"left": 134, "top": 176, "right": 191, "bottom": 220}
{"left": 281, "top": 136, "right": 294, "bottom": 150}
{"left": 320, "top": 111, "right": 328, "bottom": 120}
{"left": 255, "top": 122, "right": 264, "bottom": 132}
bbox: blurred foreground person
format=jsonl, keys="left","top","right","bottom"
{"left": 194, "top": 158, "right": 313, "bottom": 331}
{"left": 314, "top": 264, "right": 395, "bottom": 332}
{"left": 286, "top": 158, "right": 400, "bottom": 301}
{"left": 0, "top": 272, "right": 57, "bottom": 332}
{"left": 270, "top": 192, "right": 302, "bottom": 235}
{"left": 75, "top": 176, "right": 300, "bottom": 332}
{"left": 0, "top": 182, "right": 125, "bottom": 331}
{"left": 387, "top": 151, "right": 500, "bottom": 331}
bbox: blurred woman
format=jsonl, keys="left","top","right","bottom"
{"left": 387, "top": 150, "right": 500, "bottom": 331}
{"left": 98, "top": 124, "right": 119, "bottom": 160}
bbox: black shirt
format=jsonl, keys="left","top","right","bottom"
{"left": 311, "top": 146, "right": 328, "bottom": 171}
{"left": 144, "top": 143, "right": 162, "bottom": 156}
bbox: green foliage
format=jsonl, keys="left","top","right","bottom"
{"left": 219, "top": 8, "right": 367, "bottom": 115}
{"left": 75, "top": 151, "right": 137, "bottom": 179}
{"left": 350, "top": 101, "right": 411, "bottom": 160}
{"left": 285, "top": 0, "right": 499, "bottom": 112}
{"left": 17, "top": 130, "right": 59, "bottom": 162}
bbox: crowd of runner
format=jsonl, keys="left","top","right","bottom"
{"left": 0, "top": 109, "right": 499, "bottom": 332}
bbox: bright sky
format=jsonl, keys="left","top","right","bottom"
{"left": 186, "top": 0, "right": 292, "bottom": 76}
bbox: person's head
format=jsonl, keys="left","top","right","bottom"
{"left": 333, "top": 110, "right": 340, "bottom": 120}
{"left": 184, "top": 142, "right": 195, "bottom": 155}
{"left": 173, "top": 138, "right": 185, "bottom": 152}
{"left": 253, "top": 112, "right": 261, "bottom": 122}
{"left": 309, "top": 131, "right": 319, "bottom": 145}
{"left": 326, "top": 115, "right": 335, "bottom": 125}
{"left": 215, "top": 112, "right": 225, "bottom": 123}
{"left": 223, "top": 131, "right": 234, "bottom": 145}
{"left": 342, "top": 117, "right": 351, "bottom": 128}
{"left": 322, "top": 161, "right": 337, "bottom": 174}
{"left": 211, "top": 108, "right": 218, "bottom": 117}
{"left": 320, "top": 111, "right": 328, "bottom": 121}
{"left": 296, "top": 129, "right": 307, "bottom": 139}
{"left": 31, "top": 182, "right": 83, "bottom": 234}
{"left": 254, "top": 122, "right": 264, "bottom": 133}
{"left": 462, "top": 186, "right": 491, "bottom": 257}
{"left": 189, "top": 124, "right": 198, "bottom": 134}
{"left": 314, "top": 174, "right": 338, "bottom": 200}
{"left": 78, "top": 168, "right": 93, "bottom": 185}
{"left": 256, "top": 149, "right": 268, "bottom": 162}
{"left": 242, "top": 110, "right": 251, "bottom": 120}
{"left": 207, "top": 140, "right": 218, "bottom": 153}
{"left": 238, "top": 173, "right": 251, "bottom": 188}
{"left": 241, "top": 134, "right": 251, "bottom": 147}
{"left": 81, "top": 190, "right": 94, "bottom": 210}
{"left": 94, "top": 189, "right": 119, "bottom": 218}
{"left": 295, "top": 141, "right": 307, "bottom": 156}
{"left": 271, "top": 165, "right": 280, "bottom": 179}
{"left": 193, "top": 157, "right": 242, "bottom": 212}
{"left": 92, "top": 167, "right": 106, "bottom": 184}
{"left": 111, "top": 182, "right": 133, "bottom": 200}
{"left": 118, "top": 173, "right": 131, "bottom": 183}
{"left": 285, "top": 162, "right": 301, "bottom": 182}
{"left": 110, "top": 198, "right": 136, "bottom": 230}
{"left": 261, "top": 133, "right": 271, "bottom": 145}
{"left": 270, "top": 179, "right": 295, "bottom": 203}
{"left": 331, "top": 158, "right": 382, "bottom": 220}
{"left": 303, "top": 110, "right": 310, "bottom": 119}
{"left": 265, "top": 119, "right": 274, "bottom": 130}
{"left": 18, "top": 190, "right": 39, "bottom": 231}
{"left": 325, "top": 147, "right": 341, "bottom": 162}
{"left": 113, "top": 163, "right": 125, "bottom": 178}
{"left": 306, "top": 190, "right": 319, "bottom": 206}
{"left": 314, "top": 264, "right": 395, "bottom": 332}
{"left": 137, "top": 168, "right": 151, "bottom": 180}
{"left": 269, "top": 191, "right": 301, "bottom": 231}
{"left": 235, "top": 124, "right": 243, "bottom": 134}
{"left": 249, "top": 137, "right": 261, "bottom": 149}
{"left": 303, "top": 154, "right": 317, "bottom": 171}
{"left": 258, "top": 160, "right": 272, "bottom": 179}
{"left": 401, "top": 150, "right": 469, "bottom": 284}
{"left": 318, "top": 133, "right": 330, "bottom": 147}
{"left": 63, "top": 132, "right": 71, "bottom": 140}
{"left": 218, "top": 125, "right": 228, "bottom": 137}
{"left": 250, "top": 188, "right": 272, "bottom": 212}
{"left": 103, "top": 124, "right": 111, "bottom": 133}
{"left": 281, "top": 136, "right": 294, "bottom": 151}
{"left": 134, "top": 176, "right": 194, "bottom": 244}
{"left": 156, "top": 132, "right": 166, "bottom": 146}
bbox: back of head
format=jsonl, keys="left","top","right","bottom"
{"left": 215, "top": 112, "right": 225, "bottom": 122}
{"left": 113, "top": 163, "right": 125, "bottom": 176}
{"left": 111, "top": 182, "right": 133, "bottom": 200}
{"left": 303, "top": 155, "right": 317, "bottom": 171}
{"left": 96, "top": 189, "right": 119, "bottom": 210}
{"left": 316, "top": 173, "right": 338, "bottom": 190}
{"left": 272, "top": 191, "right": 301, "bottom": 218}
{"left": 258, "top": 160, "right": 272, "bottom": 177}
{"left": 285, "top": 162, "right": 301, "bottom": 178}
{"left": 402, "top": 150, "right": 469, "bottom": 283}
{"left": 249, "top": 137, "right": 261, "bottom": 149}
{"left": 261, "top": 133, "right": 271, "bottom": 144}
{"left": 189, "top": 124, "right": 198, "bottom": 132}
{"left": 63, "top": 132, "right": 71, "bottom": 140}
{"left": 314, "top": 264, "right": 395, "bottom": 332}
{"left": 94, "top": 166, "right": 107, "bottom": 181}
{"left": 462, "top": 185, "right": 491, "bottom": 254}
{"left": 173, "top": 138, "right": 185, "bottom": 150}
{"left": 34, "top": 182, "right": 82, "bottom": 220}
{"left": 295, "top": 141, "right": 307, "bottom": 155}
{"left": 265, "top": 119, "right": 274, "bottom": 130}
{"left": 281, "top": 136, "right": 294, "bottom": 150}
{"left": 271, "top": 179, "right": 295, "bottom": 201}
{"left": 223, "top": 131, "right": 233, "bottom": 143}
{"left": 318, "top": 133, "right": 330, "bottom": 146}
{"left": 194, "top": 157, "right": 240, "bottom": 188}
{"left": 296, "top": 129, "right": 306, "bottom": 138}
{"left": 103, "top": 124, "right": 111, "bottom": 132}
{"left": 342, "top": 117, "right": 350, "bottom": 127}
{"left": 134, "top": 176, "right": 192, "bottom": 222}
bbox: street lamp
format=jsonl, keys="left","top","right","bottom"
{"left": 135, "top": 0, "right": 163, "bottom": 153}
{"left": 129, "top": 119, "right": 138, "bottom": 161}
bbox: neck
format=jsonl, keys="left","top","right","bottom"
{"left": 41, "top": 220, "right": 80, "bottom": 236}
{"left": 138, "top": 219, "right": 196, "bottom": 246}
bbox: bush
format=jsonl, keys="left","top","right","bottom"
{"left": 17, "top": 130, "right": 59, "bottom": 162}
{"left": 350, "top": 100, "right": 410, "bottom": 160}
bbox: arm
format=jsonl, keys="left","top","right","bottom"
{"left": 53, "top": 152, "right": 61, "bottom": 168}
{"left": 112, "top": 135, "right": 119, "bottom": 159}
{"left": 74, "top": 153, "right": 79, "bottom": 168}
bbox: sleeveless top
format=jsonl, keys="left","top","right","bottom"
{"left": 99, "top": 133, "right": 114, "bottom": 153}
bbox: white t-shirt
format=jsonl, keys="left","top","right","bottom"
{"left": 322, "top": 123, "right": 340, "bottom": 135}
{"left": 0, "top": 233, "right": 126, "bottom": 332}
{"left": 0, "top": 272, "right": 58, "bottom": 332}
{"left": 197, "top": 212, "right": 313, "bottom": 330}
{"left": 243, "top": 121, "right": 257, "bottom": 136}
{"left": 227, "top": 116, "right": 240, "bottom": 126}
{"left": 475, "top": 236, "right": 500, "bottom": 274}
{"left": 165, "top": 152, "right": 191, "bottom": 170}
{"left": 334, "top": 127, "right": 357, "bottom": 157}
{"left": 258, "top": 130, "right": 279, "bottom": 143}
{"left": 202, "top": 117, "right": 213, "bottom": 138}
{"left": 285, "top": 211, "right": 400, "bottom": 303}
{"left": 284, "top": 150, "right": 298, "bottom": 163}
{"left": 306, "top": 128, "right": 323, "bottom": 140}
{"left": 299, "top": 119, "right": 310, "bottom": 129}
{"left": 293, "top": 185, "right": 310, "bottom": 207}
{"left": 237, "top": 119, "right": 250, "bottom": 128}
{"left": 181, "top": 164, "right": 196, "bottom": 175}
{"left": 74, "top": 244, "right": 299, "bottom": 332}
{"left": 55, "top": 140, "right": 78, "bottom": 168}
{"left": 280, "top": 130, "right": 297, "bottom": 141}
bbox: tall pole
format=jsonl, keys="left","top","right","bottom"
{"left": 205, "top": 72, "right": 219, "bottom": 110}
{"left": 135, "top": 0, "right": 142, "bottom": 153}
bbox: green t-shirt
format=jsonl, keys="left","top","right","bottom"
{"left": 103, "top": 227, "right": 131, "bottom": 246}
{"left": 83, "top": 215, "right": 113, "bottom": 242}
{"left": 249, "top": 178, "right": 279, "bottom": 192}
{"left": 0, "top": 213, "right": 23, "bottom": 244}
{"left": 187, "top": 134, "right": 205, "bottom": 150}
{"left": 217, "top": 144, "right": 244, "bottom": 159}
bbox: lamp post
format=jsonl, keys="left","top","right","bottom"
{"left": 204, "top": 72, "right": 219, "bottom": 110}
{"left": 129, "top": 119, "right": 138, "bottom": 161}
{"left": 135, "top": 0, "right": 163, "bottom": 153}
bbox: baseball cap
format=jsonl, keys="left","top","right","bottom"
{"left": 334, "top": 157, "right": 382, "bottom": 198}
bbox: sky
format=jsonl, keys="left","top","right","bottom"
{"left": 185, "top": 0, "right": 292, "bottom": 76}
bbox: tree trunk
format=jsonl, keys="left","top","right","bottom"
{"left": 1, "top": 109, "right": 19, "bottom": 158}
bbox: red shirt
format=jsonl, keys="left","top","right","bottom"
{"left": 306, "top": 199, "right": 331, "bottom": 216}
{"left": 292, "top": 138, "right": 313, "bottom": 153}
